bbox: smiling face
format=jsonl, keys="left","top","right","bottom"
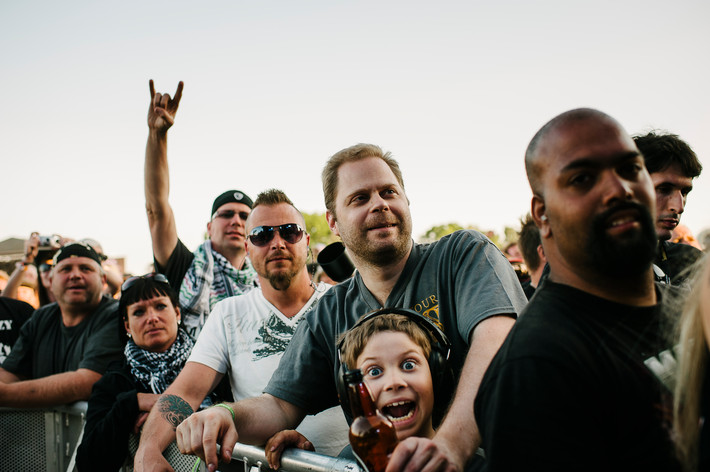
{"left": 650, "top": 164, "right": 694, "bottom": 242}
{"left": 356, "top": 331, "right": 435, "bottom": 440}
{"left": 50, "top": 256, "right": 105, "bottom": 309}
{"left": 124, "top": 295, "right": 180, "bottom": 353}
{"left": 532, "top": 113, "right": 657, "bottom": 281}
{"left": 246, "top": 202, "right": 310, "bottom": 291}
{"left": 207, "top": 202, "right": 251, "bottom": 254}
{"left": 327, "top": 157, "right": 412, "bottom": 266}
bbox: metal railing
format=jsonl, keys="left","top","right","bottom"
{"left": 1, "top": 403, "right": 361, "bottom": 472}
{"left": 226, "top": 443, "right": 362, "bottom": 472}
{"left": 0, "top": 401, "right": 87, "bottom": 472}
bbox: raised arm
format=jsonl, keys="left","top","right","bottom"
{"left": 2, "top": 233, "right": 39, "bottom": 300}
{"left": 386, "top": 315, "right": 515, "bottom": 472}
{"left": 145, "top": 80, "right": 184, "bottom": 266}
{"left": 176, "top": 394, "right": 306, "bottom": 472}
{"left": 0, "top": 368, "right": 101, "bottom": 407}
{"left": 133, "top": 362, "right": 221, "bottom": 472}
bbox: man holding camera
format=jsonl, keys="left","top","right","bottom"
{"left": 0, "top": 242, "right": 123, "bottom": 408}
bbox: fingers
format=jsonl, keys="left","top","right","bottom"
{"left": 220, "top": 425, "right": 238, "bottom": 463}
{"left": 386, "top": 438, "right": 455, "bottom": 472}
{"left": 134, "top": 412, "right": 149, "bottom": 434}
{"left": 149, "top": 79, "right": 155, "bottom": 99}
{"left": 173, "top": 81, "right": 184, "bottom": 105}
{"left": 175, "top": 408, "right": 237, "bottom": 472}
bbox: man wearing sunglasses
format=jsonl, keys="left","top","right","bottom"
{"left": 145, "top": 81, "right": 258, "bottom": 339}
{"left": 174, "top": 145, "right": 527, "bottom": 472}
{"left": 134, "top": 189, "right": 348, "bottom": 471}
{"left": 0, "top": 243, "right": 123, "bottom": 408}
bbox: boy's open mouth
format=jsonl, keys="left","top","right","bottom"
{"left": 382, "top": 401, "right": 416, "bottom": 421}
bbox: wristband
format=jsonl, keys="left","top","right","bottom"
{"left": 213, "top": 403, "right": 236, "bottom": 422}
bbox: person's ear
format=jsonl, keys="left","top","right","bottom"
{"left": 175, "top": 306, "right": 181, "bottom": 325}
{"left": 537, "top": 244, "right": 546, "bottom": 264}
{"left": 326, "top": 211, "right": 340, "bottom": 237}
{"left": 532, "top": 196, "right": 551, "bottom": 239}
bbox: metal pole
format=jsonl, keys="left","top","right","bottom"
{"left": 224, "top": 443, "right": 363, "bottom": 472}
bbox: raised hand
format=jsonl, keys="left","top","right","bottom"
{"left": 148, "top": 80, "right": 184, "bottom": 132}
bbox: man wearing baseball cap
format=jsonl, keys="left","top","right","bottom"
{"left": 145, "top": 81, "right": 258, "bottom": 339}
{"left": 0, "top": 242, "right": 123, "bottom": 408}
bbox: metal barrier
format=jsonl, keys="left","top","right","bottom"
{"left": 1, "top": 403, "right": 361, "bottom": 472}
{"left": 0, "top": 401, "right": 87, "bottom": 472}
{"left": 223, "top": 443, "right": 362, "bottom": 472}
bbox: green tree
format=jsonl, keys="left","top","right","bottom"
{"left": 303, "top": 212, "right": 339, "bottom": 246}
{"left": 419, "top": 223, "right": 465, "bottom": 243}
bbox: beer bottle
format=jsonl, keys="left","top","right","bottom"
{"left": 345, "top": 368, "right": 399, "bottom": 472}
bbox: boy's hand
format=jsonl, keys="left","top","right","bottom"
{"left": 265, "top": 429, "right": 314, "bottom": 470}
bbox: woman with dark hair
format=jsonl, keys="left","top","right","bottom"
{"left": 76, "top": 273, "right": 207, "bottom": 471}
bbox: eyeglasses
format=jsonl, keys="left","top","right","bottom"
{"left": 212, "top": 209, "right": 250, "bottom": 221}
{"left": 248, "top": 224, "right": 305, "bottom": 247}
{"left": 121, "top": 273, "right": 170, "bottom": 292}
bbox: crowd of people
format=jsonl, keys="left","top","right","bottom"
{"left": 1, "top": 80, "right": 708, "bottom": 472}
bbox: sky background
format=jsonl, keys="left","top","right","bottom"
{"left": 2, "top": 0, "right": 709, "bottom": 274}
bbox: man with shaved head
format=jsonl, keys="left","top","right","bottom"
{"left": 475, "top": 109, "right": 680, "bottom": 471}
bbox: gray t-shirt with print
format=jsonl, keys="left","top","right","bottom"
{"left": 265, "top": 230, "right": 527, "bottom": 419}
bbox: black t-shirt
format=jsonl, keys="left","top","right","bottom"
{"left": 2, "top": 297, "right": 123, "bottom": 378}
{"left": 0, "top": 297, "right": 34, "bottom": 364}
{"left": 475, "top": 281, "right": 680, "bottom": 472}
{"left": 154, "top": 239, "right": 194, "bottom": 295}
{"left": 655, "top": 240, "right": 703, "bottom": 285}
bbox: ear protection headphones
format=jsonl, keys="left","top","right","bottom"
{"left": 335, "top": 307, "right": 453, "bottom": 425}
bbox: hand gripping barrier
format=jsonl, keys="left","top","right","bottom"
{"left": 218, "top": 443, "right": 363, "bottom": 472}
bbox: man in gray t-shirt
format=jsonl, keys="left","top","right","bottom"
{"left": 0, "top": 243, "right": 123, "bottom": 408}
{"left": 173, "top": 144, "right": 527, "bottom": 472}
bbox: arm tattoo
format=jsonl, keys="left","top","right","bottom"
{"left": 157, "top": 394, "right": 194, "bottom": 431}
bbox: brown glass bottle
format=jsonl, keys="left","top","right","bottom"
{"left": 345, "top": 368, "right": 399, "bottom": 472}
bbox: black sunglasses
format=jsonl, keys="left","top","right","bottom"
{"left": 121, "top": 273, "right": 170, "bottom": 292}
{"left": 248, "top": 224, "right": 305, "bottom": 247}
{"left": 212, "top": 209, "right": 250, "bottom": 221}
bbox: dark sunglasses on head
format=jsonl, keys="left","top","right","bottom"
{"left": 121, "top": 273, "right": 170, "bottom": 292}
{"left": 248, "top": 224, "right": 305, "bottom": 247}
{"left": 212, "top": 209, "right": 250, "bottom": 221}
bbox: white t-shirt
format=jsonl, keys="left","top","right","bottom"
{"left": 188, "top": 282, "right": 349, "bottom": 456}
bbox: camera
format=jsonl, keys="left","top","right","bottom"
{"left": 38, "top": 234, "right": 61, "bottom": 250}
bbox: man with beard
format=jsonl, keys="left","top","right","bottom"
{"left": 174, "top": 144, "right": 527, "bottom": 472}
{"left": 134, "top": 189, "right": 348, "bottom": 471}
{"left": 633, "top": 131, "right": 703, "bottom": 285}
{"left": 474, "top": 109, "right": 681, "bottom": 471}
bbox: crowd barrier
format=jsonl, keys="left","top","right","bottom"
{"left": 0, "top": 401, "right": 86, "bottom": 472}
{"left": 1, "top": 403, "right": 362, "bottom": 472}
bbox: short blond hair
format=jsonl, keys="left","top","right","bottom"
{"left": 339, "top": 313, "right": 432, "bottom": 371}
{"left": 673, "top": 254, "right": 710, "bottom": 471}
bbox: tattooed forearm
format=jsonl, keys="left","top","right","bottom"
{"left": 157, "top": 394, "right": 194, "bottom": 431}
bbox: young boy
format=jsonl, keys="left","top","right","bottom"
{"left": 266, "top": 310, "right": 449, "bottom": 468}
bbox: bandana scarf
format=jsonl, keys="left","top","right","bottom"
{"left": 124, "top": 328, "right": 194, "bottom": 394}
{"left": 179, "top": 241, "right": 258, "bottom": 328}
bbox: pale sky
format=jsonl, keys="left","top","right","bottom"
{"left": 2, "top": 0, "right": 709, "bottom": 274}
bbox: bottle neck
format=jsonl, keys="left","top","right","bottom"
{"left": 348, "top": 378, "right": 377, "bottom": 418}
